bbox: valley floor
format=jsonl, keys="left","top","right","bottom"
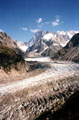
{"left": 0, "top": 61, "right": 79, "bottom": 96}
{"left": 0, "top": 58, "right": 79, "bottom": 120}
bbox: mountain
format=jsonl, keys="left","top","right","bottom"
{"left": 17, "top": 41, "right": 28, "bottom": 52}
{"left": 28, "top": 31, "right": 47, "bottom": 47}
{"left": 0, "top": 32, "right": 29, "bottom": 73}
{"left": 27, "top": 30, "right": 78, "bottom": 57}
{"left": 54, "top": 33, "right": 79, "bottom": 62}
{"left": 0, "top": 32, "right": 17, "bottom": 48}
{"left": 0, "top": 32, "right": 26, "bottom": 57}
{"left": 0, "top": 44, "right": 25, "bottom": 71}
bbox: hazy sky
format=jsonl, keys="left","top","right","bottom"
{"left": 0, "top": 0, "right": 78, "bottom": 42}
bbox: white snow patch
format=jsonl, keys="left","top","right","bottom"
{"left": 42, "top": 33, "right": 56, "bottom": 41}
{"left": 57, "top": 31, "right": 66, "bottom": 35}
{"left": 53, "top": 43, "right": 59, "bottom": 46}
{"left": 17, "top": 41, "right": 28, "bottom": 52}
{"left": 34, "top": 49, "right": 38, "bottom": 52}
{"left": 25, "top": 57, "right": 51, "bottom": 62}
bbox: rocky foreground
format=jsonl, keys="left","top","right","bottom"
{"left": 0, "top": 60, "right": 79, "bottom": 120}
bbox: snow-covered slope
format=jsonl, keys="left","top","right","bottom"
{"left": 17, "top": 41, "right": 28, "bottom": 52}
{"left": 42, "top": 33, "right": 56, "bottom": 40}
{"left": 28, "top": 31, "right": 47, "bottom": 47}
{"left": 27, "top": 30, "right": 79, "bottom": 57}
{"left": 42, "top": 30, "right": 79, "bottom": 47}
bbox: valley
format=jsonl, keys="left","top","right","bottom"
{"left": 0, "top": 0, "right": 79, "bottom": 119}
{"left": 0, "top": 29, "right": 79, "bottom": 120}
{"left": 0, "top": 57, "right": 79, "bottom": 120}
{"left": 0, "top": 58, "right": 79, "bottom": 96}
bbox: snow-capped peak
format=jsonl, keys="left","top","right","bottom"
{"left": 28, "top": 31, "right": 47, "bottom": 47}
{"left": 17, "top": 41, "right": 28, "bottom": 52}
{"left": 56, "top": 31, "right": 66, "bottom": 35}
{"left": 42, "top": 33, "right": 56, "bottom": 41}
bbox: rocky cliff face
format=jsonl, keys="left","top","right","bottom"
{"left": 54, "top": 33, "right": 79, "bottom": 63}
{"left": 28, "top": 31, "right": 47, "bottom": 47}
{"left": 0, "top": 32, "right": 17, "bottom": 48}
{"left": 0, "top": 32, "right": 29, "bottom": 73}
{"left": 0, "top": 32, "right": 26, "bottom": 57}
{"left": 0, "top": 44, "right": 29, "bottom": 73}
{"left": 0, "top": 75, "right": 79, "bottom": 120}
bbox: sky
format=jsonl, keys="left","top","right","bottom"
{"left": 0, "top": 0, "right": 79, "bottom": 42}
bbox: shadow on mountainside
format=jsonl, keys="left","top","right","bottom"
{"left": 36, "top": 91, "right": 79, "bottom": 120}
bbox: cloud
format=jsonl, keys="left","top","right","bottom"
{"left": 52, "top": 16, "right": 62, "bottom": 27}
{"left": 36, "top": 18, "right": 50, "bottom": 28}
{"left": 20, "top": 27, "right": 27, "bottom": 31}
{"left": 38, "top": 21, "right": 50, "bottom": 28}
{"left": 37, "top": 18, "right": 43, "bottom": 24}
{"left": 52, "top": 17, "right": 60, "bottom": 27}
{"left": 30, "top": 29, "right": 40, "bottom": 33}
{"left": 0, "top": 29, "right": 4, "bottom": 32}
{"left": 45, "top": 22, "right": 50, "bottom": 25}
{"left": 38, "top": 22, "right": 44, "bottom": 28}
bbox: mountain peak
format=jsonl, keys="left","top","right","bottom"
{"left": 0, "top": 32, "right": 17, "bottom": 48}
{"left": 65, "top": 33, "right": 79, "bottom": 48}
{"left": 27, "top": 30, "right": 79, "bottom": 57}
{"left": 28, "top": 31, "right": 47, "bottom": 47}
{"left": 54, "top": 33, "right": 79, "bottom": 62}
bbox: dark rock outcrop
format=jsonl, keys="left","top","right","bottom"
{"left": 53, "top": 33, "right": 79, "bottom": 63}
{"left": 0, "top": 44, "right": 29, "bottom": 73}
{"left": 0, "top": 32, "right": 17, "bottom": 48}
{"left": 0, "top": 32, "right": 26, "bottom": 57}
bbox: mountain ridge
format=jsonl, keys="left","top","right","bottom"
{"left": 53, "top": 33, "right": 79, "bottom": 62}
{"left": 26, "top": 30, "right": 79, "bottom": 57}
{"left": 0, "top": 32, "right": 29, "bottom": 73}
